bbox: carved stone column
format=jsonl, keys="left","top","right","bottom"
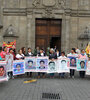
{"left": 61, "top": 14, "right": 66, "bottom": 52}
{"left": 65, "top": 16, "right": 70, "bottom": 54}
{"left": 27, "top": 13, "right": 35, "bottom": 51}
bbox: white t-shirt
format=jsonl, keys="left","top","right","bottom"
{"left": 41, "top": 53, "right": 44, "bottom": 56}
{"left": 16, "top": 54, "right": 24, "bottom": 59}
{"left": 28, "top": 52, "right": 32, "bottom": 56}
{"left": 58, "top": 56, "right": 66, "bottom": 59}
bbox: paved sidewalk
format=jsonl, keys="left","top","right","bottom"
{"left": 0, "top": 74, "right": 90, "bottom": 100}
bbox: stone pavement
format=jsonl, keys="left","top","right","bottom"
{"left": 0, "top": 73, "right": 90, "bottom": 100}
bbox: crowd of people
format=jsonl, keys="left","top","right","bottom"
{"left": 0, "top": 44, "right": 90, "bottom": 79}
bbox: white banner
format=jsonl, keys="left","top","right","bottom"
{"left": 57, "top": 58, "right": 70, "bottom": 73}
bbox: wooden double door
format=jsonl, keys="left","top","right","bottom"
{"left": 36, "top": 19, "right": 62, "bottom": 51}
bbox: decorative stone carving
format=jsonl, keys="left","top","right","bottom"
{"left": 79, "top": 0, "right": 89, "bottom": 10}
{"left": 42, "top": 7, "right": 54, "bottom": 18}
{"left": 58, "top": 0, "right": 65, "bottom": 9}
{"left": 78, "top": 27, "right": 90, "bottom": 40}
{"left": 42, "top": 0, "right": 56, "bottom": 7}
{"left": 32, "top": 0, "right": 41, "bottom": 7}
{"left": 32, "top": 0, "right": 65, "bottom": 10}
{"left": 79, "top": 0, "right": 89, "bottom": 6}
{"left": 3, "top": 24, "right": 18, "bottom": 37}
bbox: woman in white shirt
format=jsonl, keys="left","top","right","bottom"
{"left": 16, "top": 49, "right": 25, "bottom": 60}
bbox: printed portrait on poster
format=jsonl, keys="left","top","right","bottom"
{"left": 13, "top": 60, "right": 25, "bottom": 75}
{"left": 0, "top": 61, "right": 8, "bottom": 82}
{"left": 68, "top": 56, "right": 77, "bottom": 69}
{"left": 25, "top": 57, "right": 36, "bottom": 72}
{"left": 48, "top": 60, "right": 57, "bottom": 73}
{"left": 77, "top": 59, "right": 87, "bottom": 71}
{"left": 57, "top": 58, "right": 70, "bottom": 73}
{"left": 6, "top": 54, "right": 13, "bottom": 72}
{"left": 36, "top": 57, "right": 48, "bottom": 72}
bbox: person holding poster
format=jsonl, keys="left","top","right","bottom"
{"left": 58, "top": 52, "right": 67, "bottom": 78}
{"left": 6, "top": 48, "right": 14, "bottom": 79}
{"left": 38, "top": 49, "right": 46, "bottom": 78}
{"left": 67, "top": 48, "right": 78, "bottom": 78}
{"left": 78, "top": 49, "right": 87, "bottom": 78}
{"left": 26, "top": 48, "right": 34, "bottom": 77}
{"left": 49, "top": 48, "right": 57, "bottom": 78}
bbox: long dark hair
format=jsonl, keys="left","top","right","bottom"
{"left": 21, "top": 47, "right": 26, "bottom": 55}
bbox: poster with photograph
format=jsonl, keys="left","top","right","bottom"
{"left": 86, "top": 61, "right": 90, "bottom": 75}
{"left": 48, "top": 60, "right": 57, "bottom": 73}
{"left": 6, "top": 54, "right": 13, "bottom": 72}
{"left": 13, "top": 60, "right": 25, "bottom": 76}
{"left": 36, "top": 57, "right": 48, "bottom": 72}
{"left": 57, "top": 58, "right": 70, "bottom": 73}
{"left": 0, "top": 61, "right": 8, "bottom": 82}
{"left": 25, "top": 57, "right": 36, "bottom": 72}
{"left": 67, "top": 56, "right": 77, "bottom": 69}
{"left": 77, "top": 59, "right": 87, "bottom": 71}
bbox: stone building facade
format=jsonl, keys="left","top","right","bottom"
{"left": 0, "top": 0, "right": 90, "bottom": 53}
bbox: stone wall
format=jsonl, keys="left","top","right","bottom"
{"left": 0, "top": 0, "right": 90, "bottom": 53}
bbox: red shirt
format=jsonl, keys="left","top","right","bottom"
{"left": 0, "top": 51, "right": 7, "bottom": 58}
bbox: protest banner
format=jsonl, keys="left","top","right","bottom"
{"left": 0, "top": 61, "right": 8, "bottom": 82}
{"left": 13, "top": 60, "right": 25, "bottom": 76}
{"left": 77, "top": 59, "right": 87, "bottom": 71}
{"left": 6, "top": 54, "right": 13, "bottom": 72}
{"left": 2, "top": 40, "right": 16, "bottom": 53}
{"left": 67, "top": 55, "right": 77, "bottom": 69}
{"left": 57, "top": 58, "right": 70, "bottom": 73}
{"left": 36, "top": 57, "right": 48, "bottom": 72}
{"left": 86, "top": 61, "right": 90, "bottom": 75}
{"left": 48, "top": 60, "right": 57, "bottom": 73}
{"left": 25, "top": 57, "right": 36, "bottom": 72}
